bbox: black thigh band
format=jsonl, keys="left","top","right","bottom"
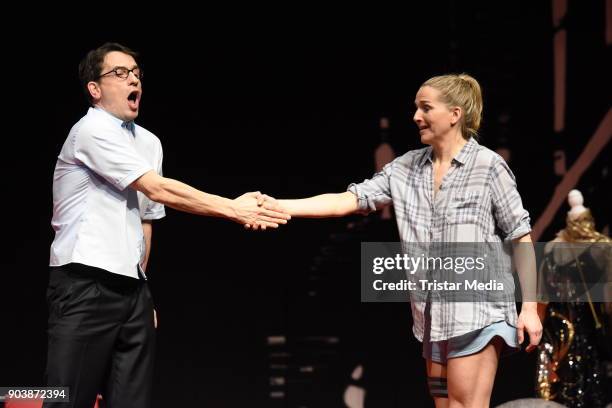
{"left": 427, "top": 376, "right": 448, "bottom": 398}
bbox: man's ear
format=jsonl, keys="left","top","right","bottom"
{"left": 87, "top": 81, "right": 101, "bottom": 102}
{"left": 450, "top": 106, "right": 462, "bottom": 126}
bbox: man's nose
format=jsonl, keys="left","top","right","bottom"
{"left": 128, "top": 71, "right": 140, "bottom": 84}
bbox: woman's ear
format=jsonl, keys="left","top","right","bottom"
{"left": 450, "top": 106, "right": 462, "bottom": 126}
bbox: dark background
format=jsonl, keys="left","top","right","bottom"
{"left": 2, "top": 2, "right": 610, "bottom": 406}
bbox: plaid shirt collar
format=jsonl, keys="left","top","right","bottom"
{"left": 417, "top": 136, "right": 478, "bottom": 167}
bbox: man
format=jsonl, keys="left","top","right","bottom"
{"left": 45, "top": 42, "right": 289, "bottom": 408}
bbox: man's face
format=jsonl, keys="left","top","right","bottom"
{"left": 90, "top": 51, "right": 142, "bottom": 122}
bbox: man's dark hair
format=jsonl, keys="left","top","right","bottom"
{"left": 78, "top": 42, "right": 139, "bottom": 105}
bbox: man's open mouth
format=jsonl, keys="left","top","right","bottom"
{"left": 128, "top": 91, "right": 139, "bottom": 103}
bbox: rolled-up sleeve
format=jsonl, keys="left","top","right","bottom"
{"left": 490, "top": 157, "right": 531, "bottom": 241}
{"left": 347, "top": 162, "right": 394, "bottom": 214}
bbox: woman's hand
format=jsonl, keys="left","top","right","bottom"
{"left": 517, "top": 303, "right": 543, "bottom": 352}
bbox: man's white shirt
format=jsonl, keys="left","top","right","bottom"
{"left": 50, "top": 107, "right": 165, "bottom": 278}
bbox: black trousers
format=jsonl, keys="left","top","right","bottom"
{"left": 44, "top": 263, "right": 155, "bottom": 408}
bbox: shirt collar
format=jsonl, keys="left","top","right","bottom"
{"left": 418, "top": 147, "right": 434, "bottom": 167}
{"left": 90, "top": 107, "right": 136, "bottom": 136}
{"left": 417, "top": 137, "right": 478, "bottom": 167}
{"left": 453, "top": 136, "right": 478, "bottom": 165}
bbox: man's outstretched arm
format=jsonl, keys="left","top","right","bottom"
{"left": 131, "top": 170, "right": 290, "bottom": 229}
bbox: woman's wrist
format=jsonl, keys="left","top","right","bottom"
{"left": 520, "top": 302, "right": 538, "bottom": 312}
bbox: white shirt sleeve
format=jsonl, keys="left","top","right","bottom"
{"left": 74, "top": 123, "right": 152, "bottom": 191}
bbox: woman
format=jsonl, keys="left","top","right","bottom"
{"left": 256, "top": 73, "right": 542, "bottom": 407}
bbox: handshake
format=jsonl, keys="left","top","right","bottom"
{"left": 231, "top": 192, "right": 288, "bottom": 231}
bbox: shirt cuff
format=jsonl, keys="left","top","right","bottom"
{"left": 504, "top": 219, "right": 532, "bottom": 242}
{"left": 116, "top": 167, "right": 153, "bottom": 191}
{"left": 141, "top": 208, "right": 166, "bottom": 221}
{"left": 347, "top": 183, "right": 376, "bottom": 214}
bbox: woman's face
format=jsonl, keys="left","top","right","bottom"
{"left": 413, "top": 86, "right": 459, "bottom": 144}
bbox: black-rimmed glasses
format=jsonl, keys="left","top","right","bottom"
{"left": 98, "top": 66, "right": 143, "bottom": 80}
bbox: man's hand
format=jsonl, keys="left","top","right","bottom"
{"left": 517, "top": 303, "right": 543, "bottom": 352}
{"left": 232, "top": 192, "right": 290, "bottom": 230}
{"left": 246, "top": 193, "right": 287, "bottom": 230}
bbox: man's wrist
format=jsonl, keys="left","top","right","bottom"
{"left": 222, "top": 197, "right": 238, "bottom": 221}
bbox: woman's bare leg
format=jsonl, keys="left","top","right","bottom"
{"left": 446, "top": 337, "right": 503, "bottom": 408}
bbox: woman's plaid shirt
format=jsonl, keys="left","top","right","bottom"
{"left": 348, "top": 137, "right": 531, "bottom": 341}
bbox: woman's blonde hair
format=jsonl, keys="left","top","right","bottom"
{"left": 422, "top": 73, "right": 483, "bottom": 140}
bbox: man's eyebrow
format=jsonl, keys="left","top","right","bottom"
{"left": 110, "top": 65, "right": 139, "bottom": 69}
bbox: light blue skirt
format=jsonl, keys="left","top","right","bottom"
{"left": 422, "top": 320, "right": 519, "bottom": 364}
